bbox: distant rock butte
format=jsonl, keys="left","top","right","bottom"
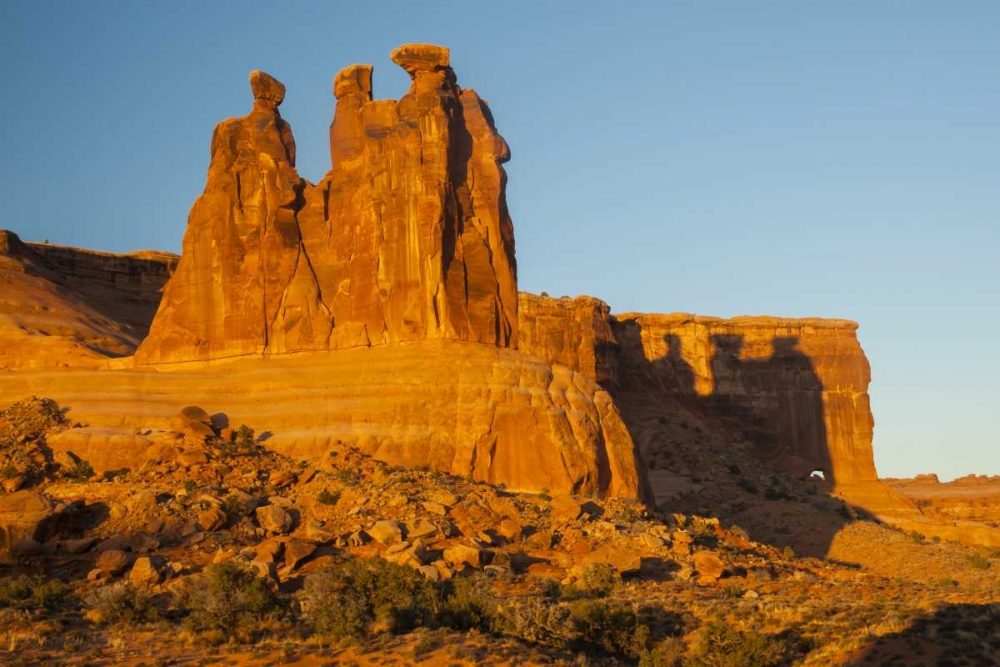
{"left": 519, "top": 294, "right": 877, "bottom": 486}
{"left": 136, "top": 43, "right": 516, "bottom": 364}
{"left": 0, "top": 230, "right": 176, "bottom": 369}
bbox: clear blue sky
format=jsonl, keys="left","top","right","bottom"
{"left": 1, "top": 2, "right": 997, "bottom": 481}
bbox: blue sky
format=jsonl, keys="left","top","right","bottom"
{"left": 1, "top": 2, "right": 997, "bottom": 480}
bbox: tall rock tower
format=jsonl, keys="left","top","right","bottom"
{"left": 137, "top": 44, "right": 517, "bottom": 364}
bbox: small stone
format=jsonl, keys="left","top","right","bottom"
{"left": 64, "top": 537, "right": 97, "bottom": 554}
{"left": 268, "top": 470, "right": 297, "bottom": 488}
{"left": 443, "top": 544, "right": 486, "bottom": 569}
{"left": 348, "top": 530, "right": 368, "bottom": 547}
{"left": 418, "top": 565, "right": 441, "bottom": 582}
{"left": 550, "top": 495, "right": 583, "bottom": 522}
{"left": 198, "top": 507, "right": 228, "bottom": 532}
{"left": 693, "top": 551, "right": 726, "bottom": 584}
{"left": 641, "top": 533, "right": 665, "bottom": 549}
{"left": 256, "top": 539, "right": 284, "bottom": 563}
{"left": 498, "top": 518, "right": 523, "bottom": 542}
{"left": 422, "top": 501, "right": 448, "bottom": 516}
{"left": 408, "top": 518, "right": 438, "bottom": 540}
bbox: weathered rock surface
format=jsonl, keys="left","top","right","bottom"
{"left": 0, "top": 491, "right": 68, "bottom": 551}
{"left": 137, "top": 43, "right": 517, "bottom": 364}
{"left": 0, "top": 230, "right": 175, "bottom": 369}
{"left": 518, "top": 293, "right": 619, "bottom": 387}
{"left": 0, "top": 341, "right": 645, "bottom": 499}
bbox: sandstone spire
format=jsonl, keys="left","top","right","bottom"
{"left": 137, "top": 45, "right": 518, "bottom": 363}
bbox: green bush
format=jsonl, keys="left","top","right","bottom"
{"left": 303, "top": 557, "right": 438, "bottom": 640}
{"left": 316, "top": 488, "right": 340, "bottom": 505}
{"left": 84, "top": 582, "right": 158, "bottom": 625}
{"left": 562, "top": 562, "right": 620, "bottom": 599}
{"left": 438, "top": 574, "right": 494, "bottom": 632}
{"left": 0, "top": 574, "right": 68, "bottom": 611}
{"left": 65, "top": 459, "right": 95, "bottom": 480}
{"left": 969, "top": 553, "right": 990, "bottom": 570}
{"left": 689, "top": 619, "right": 787, "bottom": 667}
{"left": 182, "top": 562, "right": 283, "bottom": 640}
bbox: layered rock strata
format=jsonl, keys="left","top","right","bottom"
{"left": 137, "top": 44, "right": 517, "bottom": 364}
{"left": 0, "top": 341, "right": 644, "bottom": 499}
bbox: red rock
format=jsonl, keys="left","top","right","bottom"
{"left": 137, "top": 44, "right": 517, "bottom": 364}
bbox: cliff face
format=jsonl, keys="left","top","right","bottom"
{"left": 517, "top": 293, "right": 619, "bottom": 387}
{"left": 611, "top": 314, "right": 876, "bottom": 484}
{"left": 0, "top": 230, "right": 175, "bottom": 369}
{"left": 514, "top": 293, "right": 877, "bottom": 486}
{"left": 136, "top": 44, "right": 516, "bottom": 364}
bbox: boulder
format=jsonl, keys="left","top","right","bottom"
{"left": 0, "top": 491, "right": 67, "bottom": 551}
{"left": 693, "top": 551, "right": 726, "bottom": 584}
{"left": 256, "top": 505, "right": 293, "bottom": 535}
{"left": 129, "top": 556, "right": 163, "bottom": 587}
{"left": 198, "top": 507, "right": 227, "bottom": 532}
{"left": 97, "top": 549, "right": 132, "bottom": 575}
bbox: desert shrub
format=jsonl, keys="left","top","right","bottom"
{"left": 737, "top": 478, "right": 758, "bottom": 494}
{"left": 84, "top": 582, "right": 158, "bottom": 625}
{"left": 639, "top": 637, "right": 687, "bottom": 667}
{"left": 689, "top": 619, "right": 787, "bottom": 667}
{"left": 0, "top": 575, "right": 67, "bottom": 611}
{"left": 222, "top": 493, "right": 245, "bottom": 518}
{"left": 782, "top": 546, "right": 796, "bottom": 560}
{"left": 235, "top": 424, "right": 255, "bottom": 444}
{"left": 182, "top": 562, "right": 283, "bottom": 640}
{"left": 562, "top": 562, "right": 620, "bottom": 599}
{"left": 65, "top": 459, "right": 95, "bottom": 481}
{"left": 438, "top": 574, "right": 494, "bottom": 631}
{"left": 316, "top": 488, "right": 339, "bottom": 505}
{"left": 303, "top": 557, "right": 438, "bottom": 640}
{"left": 969, "top": 553, "right": 990, "bottom": 570}
{"left": 567, "top": 599, "right": 644, "bottom": 655}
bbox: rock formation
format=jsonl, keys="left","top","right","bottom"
{"left": 518, "top": 293, "right": 619, "bottom": 388}
{"left": 516, "top": 293, "right": 877, "bottom": 486}
{"left": 0, "top": 230, "right": 175, "bottom": 369}
{"left": 613, "top": 313, "right": 877, "bottom": 485}
{"left": 137, "top": 43, "right": 516, "bottom": 364}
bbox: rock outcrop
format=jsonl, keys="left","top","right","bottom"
{"left": 514, "top": 293, "right": 878, "bottom": 486}
{"left": 518, "top": 293, "right": 619, "bottom": 387}
{"left": 137, "top": 43, "right": 516, "bottom": 364}
{"left": 0, "top": 341, "right": 645, "bottom": 499}
{"left": 0, "top": 230, "right": 176, "bottom": 369}
{"left": 613, "top": 313, "right": 877, "bottom": 484}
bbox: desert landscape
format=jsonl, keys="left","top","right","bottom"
{"left": 1, "top": 23, "right": 999, "bottom": 667}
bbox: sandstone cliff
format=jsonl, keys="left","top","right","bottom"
{"left": 514, "top": 293, "right": 878, "bottom": 487}
{"left": 518, "top": 292, "right": 619, "bottom": 387}
{"left": 0, "top": 340, "right": 643, "bottom": 499}
{"left": 136, "top": 44, "right": 516, "bottom": 364}
{"left": 0, "top": 230, "right": 175, "bottom": 369}
{"left": 613, "top": 313, "right": 877, "bottom": 485}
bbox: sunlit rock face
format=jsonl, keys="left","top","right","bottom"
{"left": 137, "top": 44, "right": 517, "bottom": 363}
{"left": 518, "top": 293, "right": 620, "bottom": 387}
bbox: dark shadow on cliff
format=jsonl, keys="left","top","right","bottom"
{"left": 612, "top": 327, "right": 876, "bottom": 559}
{"left": 848, "top": 602, "right": 1000, "bottom": 665}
